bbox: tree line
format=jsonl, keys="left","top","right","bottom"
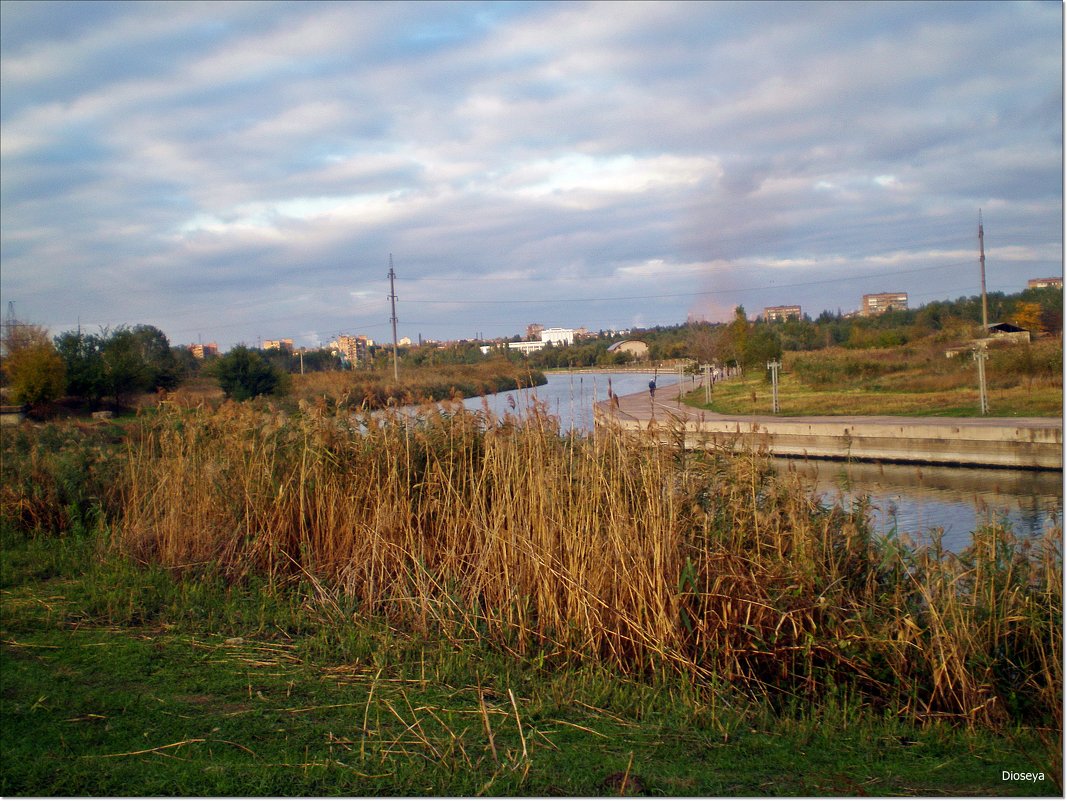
{"left": 2, "top": 286, "right": 1058, "bottom": 411}
{"left": 0, "top": 323, "right": 303, "bottom": 410}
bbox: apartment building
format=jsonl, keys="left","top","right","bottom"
{"left": 862, "top": 292, "right": 908, "bottom": 316}
{"left": 187, "top": 342, "right": 218, "bottom": 359}
{"left": 1028, "top": 277, "right": 1063, "bottom": 290}
{"left": 332, "top": 334, "right": 369, "bottom": 367}
{"left": 762, "top": 305, "right": 802, "bottom": 322}
{"left": 262, "top": 338, "right": 294, "bottom": 351}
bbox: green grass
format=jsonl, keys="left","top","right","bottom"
{"left": 2, "top": 528, "right": 1059, "bottom": 796}
{"left": 684, "top": 339, "right": 1062, "bottom": 417}
{"left": 685, "top": 371, "right": 1062, "bottom": 417}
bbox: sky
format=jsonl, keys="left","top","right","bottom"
{"left": 1, "top": 0, "right": 1062, "bottom": 350}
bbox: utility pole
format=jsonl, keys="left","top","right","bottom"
{"left": 700, "top": 363, "right": 712, "bottom": 405}
{"left": 978, "top": 209, "right": 989, "bottom": 333}
{"left": 388, "top": 254, "right": 399, "bottom": 382}
{"left": 1, "top": 301, "right": 14, "bottom": 353}
{"left": 766, "top": 359, "right": 781, "bottom": 414}
{"left": 974, "top": 343, "right": 989, "bottom": 415}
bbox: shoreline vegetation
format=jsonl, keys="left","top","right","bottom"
{"left": 1, "top": 394, "right": 1061, "bottom": 795}
{"left": 681, "top": 339, "right": 1062, "bottom": 418}
{"left": 285, "top": 361, "right": 548, "bottom": 412}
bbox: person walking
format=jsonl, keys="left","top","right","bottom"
{"left": 648, "top": 378, "right": 656, "bottom": 402}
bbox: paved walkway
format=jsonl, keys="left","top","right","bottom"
{"left": 597, "top": 376, "right": 1061, "bottom": 430}
{"left": 595, "top": 379, "right": 1063, "bottom": 469}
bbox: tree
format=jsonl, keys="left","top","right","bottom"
{"left": 102, "top": 327, "right": 151, "bottom": 404}
{"left": 55, "top": 330, "right": 108, "bottom": 404}
{"left": 211, "top": 346, "right": 287, "bottom": 401}
{"left": 686, "top": 322, "right": 720, "bottom": 364}
{"left": 2, "top": 324, "right": 66, "bottom": 407}
{"left": 130, "top": 325, "right": 184, "bottom": 390}
{"left": 1011, "top": 302, "right": 1044, "bottom": 335}
{"left": 743, "top": 324, "right": 782, "bottom": 366}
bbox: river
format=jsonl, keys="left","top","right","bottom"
{"left": 461, "top": 370, "right": 1063, "bottom": 550}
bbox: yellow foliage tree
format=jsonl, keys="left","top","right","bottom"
{"left": 1, "top": 324, "right": 66, "bottom": 407}
{"left": 1011, "top": 301, "right": 1044, "bottom": 334}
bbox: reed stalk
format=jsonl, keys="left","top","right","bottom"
{"left": 110, "top": 398, "right": 1061, "bottom": 730}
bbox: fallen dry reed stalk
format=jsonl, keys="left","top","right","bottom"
{"left": 114, "top": 399, "right": 1062, "bottom": 729}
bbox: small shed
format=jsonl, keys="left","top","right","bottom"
{"left": 607, "top": 340, "right": 649, "bottom": 359}
{"left": 987, "top": 322, "right": 1031, "bottom": 344}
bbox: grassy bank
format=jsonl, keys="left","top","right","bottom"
{"left": 2, "top": 528, "right": 1060, "bottom": 796}
{"left": 685, "top": 339, "right": 1062, "bottom": 417}
{"left": 1, "top": 404, "right": 1062, "bottom": 794}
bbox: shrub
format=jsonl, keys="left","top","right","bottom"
{"left": 211, "top": 346, "right": 288, "bottom": 401}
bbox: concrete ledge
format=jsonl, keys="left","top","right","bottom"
{"left": 0, "top": 404, "right": 27, "bottom": 426}
{"left": 594, "top": 403, "right": 1063, "bottom": 470}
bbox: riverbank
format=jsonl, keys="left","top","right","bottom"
{"left": 3, "top": 526, "right": 1060, "bottom": 796}
{"left": 690, "top": 341, "right": 1063, "bottom": 418}
{"left": 595, "top": 380, "right": 1063, "bottom": 470}
{"left": 1, "top": 398, "right": 1060, "bottom": 795}
{"left": 290, "top": 363, "right": 547, "bottom": 409}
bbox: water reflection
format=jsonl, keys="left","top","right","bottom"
{"left": 455, "top": 371, "right": 1062, "bottom": 551}
{"left": 460, "top": 370, "right": 681, "bottom": 434}
{"left": 776, "top": 457, "right": 1063, "bottom": 552}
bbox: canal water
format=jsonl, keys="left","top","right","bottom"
{"left": 461, "top": 370, "right": 1063, "bottom": 550}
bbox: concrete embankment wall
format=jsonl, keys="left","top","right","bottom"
{"left": 594, "top": 409, "right": 1063, "bottom": 470}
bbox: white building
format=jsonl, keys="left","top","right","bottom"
{"left": 507, "top": 340, "right": 546, "bottom": 355}
{"left": 540, "top": 327, "right": 575, "bottom": 346}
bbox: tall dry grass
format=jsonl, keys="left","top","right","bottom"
{"left": 114, "top": 397, "right": 1062, "bottom": 730}
{"left": 289, "top": 362, "right": 547, "bottom": 410}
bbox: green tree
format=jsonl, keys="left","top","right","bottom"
{"left": 743, "top": 324, "right": 783, "bottom": 366}
{"left": 130, "top": 325, "right": 184, "bottom": 390}
{"left": 55, "top": 330, "right": 108, "bottom": 404}
{"left": 2, "top": 324, "right": 66, "bottom": 407}
{"left": 102, "top": 327, "right": 151, "bottom": 404}
{"left": 211, "top": 346, "right": 287, "bottom": 401}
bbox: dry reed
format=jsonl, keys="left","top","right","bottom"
{"left": 114, "top": 397, "right": 1062, "bottom": 729}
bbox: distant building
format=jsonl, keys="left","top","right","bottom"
{"left": 398, "top": 336, "right": 412, "bottom": 346}
{"left": 332, "top": 334, "right": 369, "bottom": 367}
{"left": 762, "top": 305, "right": 802, "bottom": 322}
{"left": 988, "top": 322, "right": 1031, "bottom": 344}
{"left": 1028, "top": 277, "right": 1063, "bottom": 290}
{"left": 540, "top": 327, "right": 575, "bottom": 346}
{"left": 262, "top": 338, "right": 294, "bottom": 351}
{"left": 607, "top": 340, "right": 649, "bottom": 359}
{"left": 525, "top": 323, "right": 544, "bottom": 341}
{"left": 862, "top": 292, "right": 908, "bottom": 316}
{"left": 188, "top": 342, "right": 218, "bottom": 359}
{"left": 508, "top": 340, "right": 546, "bottom": 355}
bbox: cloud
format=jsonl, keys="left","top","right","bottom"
{"left": 0, "top": 1, "right": 1061, "bottom": 347}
